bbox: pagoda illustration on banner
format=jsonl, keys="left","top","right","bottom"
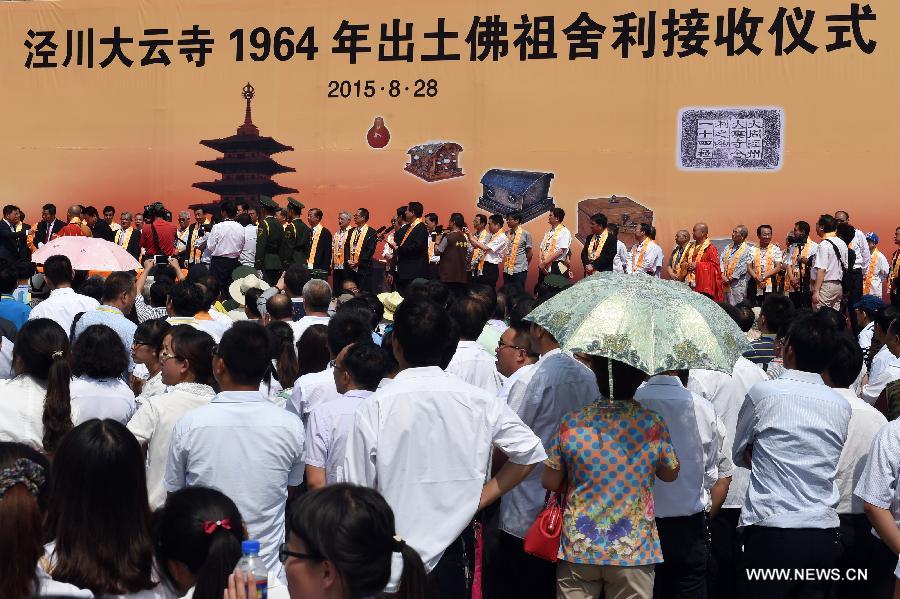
{"left": 192, "top": 83, "right": 298, "bottom": 209}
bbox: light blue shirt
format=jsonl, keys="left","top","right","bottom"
{"left": 498, "top": 349, "right": 599, "bottom": 538}
{"left": 733, "top": 369, "right": 851, "bottom": 529}
{"left": 71, "top": 305, "right": 138, "bottom": 374}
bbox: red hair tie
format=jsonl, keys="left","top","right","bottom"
{"left": 203, "top": 519, "right": 232, "bottom": 534}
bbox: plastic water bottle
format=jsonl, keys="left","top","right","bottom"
{"left": 236, "top": 540, "right": 268, "bottom": 599}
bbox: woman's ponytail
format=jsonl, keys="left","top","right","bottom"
{"left": 397, "top": 541, "right": 428, "bottom": 599}
{"left": 43, "top": 350, "right": 73, "bottom": 453}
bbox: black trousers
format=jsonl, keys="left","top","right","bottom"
{"left": 209, "top": 256, "right": 239, "bottom": 290}
{"left": 708, "top": 507, "right": 744, "bottom": 599}
{"left": 846, "top": 269, "right": 864, "bottom": 334}
{"left": 332, "top": 268, "right": 346, "bottom": 295}
{"left": 534, "top": 262, "right": 566, "bottom": 295}
{"left": 655, "top": 512, "right": 710, "bottom": 599}
{"left": 743, "top": 526, "right": 841, "bottom": 599}
{"left": 477, "top": 262, "right": 500, "bottom": 288}
{"left": 790, "top": 290, "right": 813, "bottom": 311}
{"left": 428, "top": 523, "right": 475, "bottom": 599}
{"left": 835, "top": 513, "right": 896, "bottom": 599}
{"left": 492, "top": 531, "right": 556, "bottom": 599}
{"left": 503, "top": 269, "right": 528, "bottom": 290}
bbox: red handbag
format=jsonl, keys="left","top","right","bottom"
{"left": 523, "top": 489, "right": 567, "bottom": 562}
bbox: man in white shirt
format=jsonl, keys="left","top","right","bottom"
{"left": 28, "top": 254, "right": 99, "bottom": 336}
{"left": 813, "top": 214, "right": 849, "bottom": 312}
{"left": 537, "top": 208, "right": 572, "bottom": 282}
{"left": 863, "top": 232, "right": 891, "bottom": 298}
{"left": 239, "top": 215, "right": 258, "bottom": 268}
{"left": 305, "top": 341, "right": 383, "bottom": 488}
{"left": 608, "top": 223, "right": 632, "bottom": 274}
{"left": 733, "top": 312, "right": 851, "bottom": 598}
{"left": 495, "top": 320, "right": 598, "bottom": 598}
{"left": 287, "top": 306, "right": 372, "bottom": 422}
{"left": 202, "top": 201, "right": 245, "bottom": 290}
{"left": 721, "top": 225, "right": 754, "bottom": 305}
{"left": 165, "top": 322, "right": 305, "bottom": 584}
{"left": 747, "top": 224, "right": 784, "bottom": 306}
{"left": 862, "top": 319, "right": 900, "bottom": 405}
{"left": 446, "top": 295, "right": 505, "bottom": 395}
{"left": 495, "top": 322, "right": 538, "bottom": 408}
{"left": 71, "top": 271, "right": 138, "bottom": 375}
{"left": 824, "top": 333, "right": 890, "bottom": 598}
{"left": 467, "top": 214, "right": 508, "bottom": 288}
{"left": 629, "top": 223, "right": 664, "bottom": 277}
{"left": 343, "top": 298, "right": 546, "bottom": 596}
{"left": 835, "top": 210, "right": 872, "bottom": 335}
{"left": 636, "top": 372, "right": 728, "bottom": 599}
{"left": 290, "top": 279, "right": 331, "bottom": 345}
{"left": 854, "top": 295, "right": 884, "bottom": 357}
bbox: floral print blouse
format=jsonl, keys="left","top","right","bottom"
{"left": 546, "top": 400, "right": 679, "bottom": 566}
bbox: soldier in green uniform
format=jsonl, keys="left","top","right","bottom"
{"left": 255, "top": 196, "right": 284, "bottom": 285}
{"left": 287, "top": 197, "right": 312, "bottom": 268}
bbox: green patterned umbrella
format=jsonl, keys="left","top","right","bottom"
{"left": 525, "top": 272, "right": 750, "bottom": 375}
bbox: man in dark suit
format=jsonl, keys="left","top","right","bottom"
{"left": 0, "top": 205, "right": 27, "bottom": 263}
{"left": 114, "top": 211, "right": 142, "bottom": 260}
{"left": 84, "top": 206, "right": 116, "bottom": 242}
{"left": 581, "top": 212, "right": 617, "bottom": 275}
{"left": 388, "top": 201, "right": 429, "bottom": 295}
{"left": 306, "top": 207, "right": 333, "bottom": 276}
{"left": 33, "top": 203, "right": 65, "bottom": 249}
{"left": 345, "top": 207, "right": 378, "bottom": 293}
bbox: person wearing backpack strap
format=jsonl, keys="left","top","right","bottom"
{"left": 813, "top": 214, "right": 849, "bottom": 312}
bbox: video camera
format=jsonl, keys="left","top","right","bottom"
{"left": 786, "top": 233, "right": 807, "bottom": 246}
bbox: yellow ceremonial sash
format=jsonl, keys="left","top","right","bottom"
{"left": 891, "top": 250, "right": 900, "bottom": 291}
{"left": 541, "top": 225, "right": 563, "bottom": 258}
{"left": 723, "top": 242, "right": 748, "bottom": 280}
{"left": 117, "top": 226, "right": 135, "bottom": 250}
{"left": 333, "top": 227, "right": 347, "bottom": 267}
{"left": 753, "top": 244, "right": 775, "bottom": 277}
{"left": 630, "top": 239, "right": 650, "bottom": 272}
{"left": 14, "top": 223, "right": 23, "bottom": 233}
{"left": 398, "top": 218, "right": 422, "bottom": 247}
{"left": 307, "top": 225, "right": 323, "bottom": 268}
{"left": 477, "top": 232, "right": 498, "bottom": 275}
{"left": 505, "top": 226, "right": 524, "bottom": 274}
{"left": 587, "top": 229, "right": 609, "bottom": 262}
{"left": 350, "top": 225, "right": 369, "bottom": 263}
{"left": 470, "top": 229, "right": 489, "bottom": 271}
{"left": 683, "top": 240, "right": 710, "bottom": 286}
{"left": 864, "top": 249, "right": 880, "bottom": 294}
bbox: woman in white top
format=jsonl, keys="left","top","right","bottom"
{"left": 69, "top": 324, "right": 136, "bottom": 425}
{"left": 128, "top": 324, "right": 217, "bottom": 509}
{"left": 0, "top": 442, "right": 91, "bottom": 598}
{"left": 45, "top": 418, "right": 176, "bottom": 598}
{"left": 0, "top": 318, "right": 74, "bottom": 454}
{"left": 132, "top": 318, "right": 172, "bottom": 402}
{"left": 264, "top": 321, "right": 299, "bottom": 407}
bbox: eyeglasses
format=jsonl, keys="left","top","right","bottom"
{"left": 132, "top": 340, "right": 151, "bottom": 348}
{"left": 278, "top": 543, "right": 321, "bottom": 564}
{"left": 496, "top": 339, "right": 526, "bottom": 353}
{"left": 159, "top": 349, "right": 183, "bottom": 363}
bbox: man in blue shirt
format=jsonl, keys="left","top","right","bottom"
{"left": 0, "top": 259, "right": 31, "bottom": 331}
{"left": 734, "top": 311, "right": 851, "bottom": 599}
{"left": 71, "top": 271, "right": 138, "bottom": 375}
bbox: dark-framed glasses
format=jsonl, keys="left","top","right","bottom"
{"left": 278, "top": 542, "right": 321, "bottom": 564}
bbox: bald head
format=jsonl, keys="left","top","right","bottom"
{"left": 266, "top": 293, "right": 293, "bottom": 321}
{"left": 834, "top": 210, "right": 849, "bottom": 224}
{"left": 693, "top": 222, "right": 709, "bottom": 242}
{"left": 67, "top": 205, "right": 82, "bottom": 219}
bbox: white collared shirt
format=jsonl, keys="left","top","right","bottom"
{"left": 833, "top": 388, "right": 887, "bottom": 514}
{"left": 859, "top": 321, "right": 875, "bottom": 353}
{"left": 498, "top": 362, "right": 537, "bottom": 409}
{"left": 306, "top": 389, "right": 373, "bottom": 484}
{"left": 70, "top": 375, "right": 136, "bottom": 425}
{"left": 206, "top": 219, "right": 246, "bottom": 258}
{"left": 28, "top": 288, "right": 100, "bottom": 337}
{"left": 855, "top": 418, "right": 900, "bottom": 539}
{"left": 816, "top": 236, "right": 850, "bottom": 282}
{"left": 863, "top": 354, "right": 900, "bottom": 405}
{"left": 483, "top": 231, "right": 509, "bottom": 265}
{"left": 127, "top": 382, "right": 216, "bottom": 509}
{"left": 165, "top": 390, "right": 306, "bottom": 583}
{"left": 851, "top": 228, "right": 872, "bottom": 270}
{"left": 446, "top": 340, "right": 506, "bottom": 395}
{"left": 866, "top": 249, "right": 891, "bottom": 298}
{"left": 636, "top": 375, "right": 722, "bottom": 517}
{"left": 240, "top": 224, "right": 258, "bottom": 266}
{"left": 342, "top": 366, "right": 546, "bottom": 589}
{"left": 629, "top": 240, "right": 665, "bottom": 277}
{"left": 541, "top": 225, "right": 572, "bottom": 260}
{"left": 870, "top": 345, "right": 893, "bottom": 381}
{"left": 613, "top": 240, "right": 631, "bottom": 273}
{"left": 289, "top": 315, "right": 330, "bottom": 346}
{"left": 733, "top": 369, "right": 851, "bottom": 528}
{"left": 689, "top": 357, "right": 769, "bottom": 508}
{"left": 0, "top": 375, "right": 80, "bottom": 452}
{"left": 288, "top": 366, "right": 340, "bottom": 421}
{"left": 499, "top": 348, "right": 599, "bottom": 538}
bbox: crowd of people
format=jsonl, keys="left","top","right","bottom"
{"left": 0, "top": 197, "right": 899, "bottom": 599}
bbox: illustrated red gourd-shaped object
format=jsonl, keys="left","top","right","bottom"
{"left": 366, "top": 117, "right": 390, "bottom": 149}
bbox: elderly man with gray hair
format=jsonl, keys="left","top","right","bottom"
{"left": 174, "top": 210, "right": 192, "bottom": 262}
{"left": 289, "top": 278, "right": 332, "bottom": 345}
{"left": 331, "top": 210, "right": 352, "bottom": 296}
{"left": 721, "top": 224, "right": 754, "bottom": 305}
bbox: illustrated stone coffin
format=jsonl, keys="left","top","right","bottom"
{"left": 576, "top": 196, "right": 654, "bottom": 249}
{"left": 477, "top": 169, "right": 554, "bottom": 224}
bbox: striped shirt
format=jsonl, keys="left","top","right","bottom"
{"left": 733, "top": 369, "right": 851, "bottom": 529}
